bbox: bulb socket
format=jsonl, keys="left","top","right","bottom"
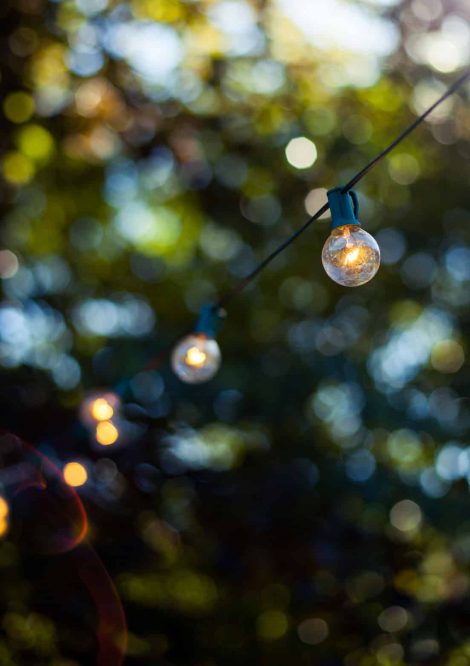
{"left": 194, "top": 304, "right": 225, "bottom": 338}
{"left": 327, "top": 187, "right": 361, "bottom": 230}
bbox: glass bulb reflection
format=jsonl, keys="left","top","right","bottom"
{"left": 172, "top": 333, "right": 221, "bottom": 383}
{"left": 322, "top": 224, "right": 380, "bottom": 287}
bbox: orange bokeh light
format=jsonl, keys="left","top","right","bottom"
{"left": 91, "top": 398, "right": 114, "bottom": 421}
{"left": 63, "top": 462, "right": 88, "bottom": 487}
{"left": 96, "top": 421, "right": 119, "bottom": 446}
{"left": 0, "top": 497, "right": 9, "bottom": 520}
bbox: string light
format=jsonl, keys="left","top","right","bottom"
{"left": 172, "top": 305, "right": 224, "bottom": 383}
{"left": 70, "top": 72, "right": 468, "bottom": 396}
{"left": 91, "top": 397, "right": 115, "bottom": 421}
{"left": 63, "top": 461, "right": 88, "bottom": 487}
{"left": 182, "top": 73, "right": 466, "bottom": 382}
{"left": 95, "top": 420, "right": 120, "bottom": 446}
{"left": 80, "top": 391, "right": 121, "bottom": 428}
{"left": 78, "top": 391, "right": 123, "bottom": 448}
{"left": 214, "top": 70, "right": 469, "bottom": 313}
{"left": 322, "top": 188, "right": 380, "bottom": 287}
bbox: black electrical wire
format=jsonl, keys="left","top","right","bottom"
{"left": 215, "top": 69, "right": 470, "bottom": 310}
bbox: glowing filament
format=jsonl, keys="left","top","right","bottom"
{"left": 322, "top": 224, "right": 380, "bottom": 287}
{"left": 185, "top": 346, "right": 207, "bottom": 368}
{"left": 343, "top": 247, "right": 360, "bottom": 265}
{"left": 91, "top": 398, "right": 114, "bottom": 421}
{"left": 171, "top": 333, "right": 221, "bottom": 383}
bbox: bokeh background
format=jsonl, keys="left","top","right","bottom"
{"left": 0, "top": 0, "right": 469, "bottom": 664}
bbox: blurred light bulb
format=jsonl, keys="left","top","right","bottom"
{"left": 96, "top": 420, "right": 119, "bottom": 446}
{"left": 80, "top": 391, "right": 120, "bottom": 427}
{"left": 63, "top": 462, "right": 88, "bottom": 487}
{"left": 186, "top": 346, "right": 207, "bottom": 367}
{"left": 322, "top": 224, "right": 380, "bottom": 287}
{"left": 0, "top": 497, "right": 9, "bottom": 520}
{"left": 172, "top": 333, "right": 221, "bottom": 383}
{"left": 91, "top": 397, "right": 114, "bottom": 421}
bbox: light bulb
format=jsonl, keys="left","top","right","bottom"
{"left": 95, "top": 420, "right": 119, "bottom": 446}
{"left": 80, "top": 391, "right": 121, "bottom": 427}
{"left": 90, "top": 397, "right": 114, "bottom": 421}
{"left": 63, "top": 462, "right": 88, "bottom": 487}
{"left": 322, "top": 223, "right": 380, "bottom": 287}
{"left": 171, "top": 333, "right": 221, "bottom": 384}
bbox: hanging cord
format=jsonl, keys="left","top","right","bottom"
{"left": 215, "top": 70, "right": 470, "bottom": 310}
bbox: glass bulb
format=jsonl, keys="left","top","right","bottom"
{"left": 322, "top": 224, "right": 380, "bottom": 287}
{"left": 171, "top": 333, "right": 221, "bottom": 383}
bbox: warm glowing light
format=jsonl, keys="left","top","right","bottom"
{"left": 185, "top": 346, "right": 207, "bottom": 368}
{"left": 96, "top": 420, "right": 119, "bottom": 446}
{"left": 80, "top": 391, "right": 120, "bottom": 427}
{"left": 172, "top": 333, "right": 221, "bottom": 384}
{"left": 0, "top": 497, "right": 9, "bottom": 520}
{"left": 322, "top": 224, "right": 380, "bottom": 287}
{"left": 0, "top": 520, "right": 8, "bottom": 538}
{"left": 91, "top": 398, "right": 114, "bottom": 421}
{"left": 63, "top": 462, "right": 88, "bottom": 487}
{"left": 343, "top": 247, "right": 360, "bottom": 264}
